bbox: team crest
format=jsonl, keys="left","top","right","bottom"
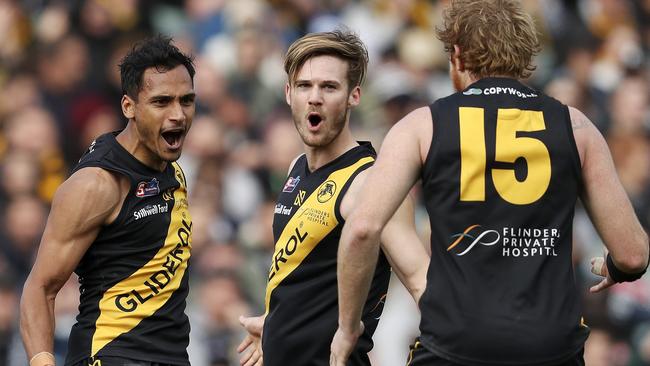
{"left": 136, "top": 178, "right": 160, "bottom": 198}
{"left": 317, "top": 180, "right": 336, "bottom": 203}
{"left": 283, "top": 176, "right": 300, "bottom": 193}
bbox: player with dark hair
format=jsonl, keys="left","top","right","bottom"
{"left": 330, "top": 1, "right": 649, "bottom": 365}
{"left": 20, "top": 35, "right": 196, "bottom": 366}
{"left": 237, "top": 30, "right": 429, "bottom": 366}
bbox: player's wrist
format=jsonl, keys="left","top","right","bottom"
{"left": 338, "top": 318, "right": 364, "bottom": 338}
{"left": 30, "top": 351, "right": 55, "bottom": 366}
{"left": 338, "top": 322, "right": 360, "bottom": 335}
{"left": 606, "top": 253, "right": 648, "bottom": 283}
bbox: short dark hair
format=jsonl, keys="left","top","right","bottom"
{"left": 119, "top": 35, "right": 195, "bottom": 99}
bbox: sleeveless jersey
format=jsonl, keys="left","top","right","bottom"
{"left": 419, "top": 78, "right": 589, "bottom": 365}
{"left": 262, "top": 142, "right": 391, "bottom": 366}
{"left": 65, "top": 132, "right": 192, "bottom": 366}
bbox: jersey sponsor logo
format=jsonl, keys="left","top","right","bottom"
{"left": 448, "top": 224, "right": 559, "bottom": 257}
{"left": 464, "top": 86, "right": 538, "bottom": 98}
{"left": 133, "top": 203, "right": 169, "bottom": 221}
{"left": 135, "top": 178, "right": 160, "bottom": 197}
{"left": 447, "top": 225, "right": 500, "bottom": 256}
{"left": 268, "top": 225, "right": 309, "bottom": 281}
{"left": 317, "top": 180, "right": 336, "bottom": 203}
{"left": 294, "top": 190, "right": 306, "bottom": 206}
{"left": 274, "top": 203, "right": 293, "bottom": 216}
{"left": 463, "top": 88, "right": 482, "bottom": 96}
{"left": 297, "top": 207, "right": 331, "bottom": 227}
{"left": 114, "top": 218, "right": 191, "bottom": 312}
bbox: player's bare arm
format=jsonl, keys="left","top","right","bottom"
{"left": 20, "top": 167, "right": 125, "bottom": 363}
{"left": 330, "top": 107, "right": 431, "bottom": 365}
{"left": 339, "top": 169, "right": 429, "bottom": 305}
{"left": 570, "top": 106, "right": 649, "bottom": 292}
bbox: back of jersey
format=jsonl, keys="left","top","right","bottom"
{"left": 420, "top": 77, "right": 589, "bottom": 365}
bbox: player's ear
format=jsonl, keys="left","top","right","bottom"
{"left": 285, "top": 82, "right": 291, "bottom": 106}
{"left": 348, "top": 85, "right": 361, "bottom": 107}
{"left": 122, "top": 95, "right": 135, "bottom": 119}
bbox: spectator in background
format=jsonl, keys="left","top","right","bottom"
{"left": 0, "top": 195, "right": 47, "bottom": 281}
{"left": 0, "top": 276, "right": 23, "bottom": 365}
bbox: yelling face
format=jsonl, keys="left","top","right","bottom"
{"left": 122, "top": 64, "right": 196, "bottom": 168}
{"left": 286, "top": 55, "right": 360, "bottom": 148}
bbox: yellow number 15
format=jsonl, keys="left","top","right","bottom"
{"left": 459, "top": 107, "right": 551, "bottom": 205}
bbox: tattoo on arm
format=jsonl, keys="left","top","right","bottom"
{"left": 572, "top": 113, "right": 589, "bottom": 130}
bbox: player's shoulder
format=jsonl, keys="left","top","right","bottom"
{"left": 56, "top": 167, "right": 124, "bottom": 208}
{"left": 287, "top": 154, "right": 306, "bottom": 176}
{"left": 77, "top": 133, "right": 114, "bottom": 163}
{"left": 394, "top": 106, "right": 432, "bottom": 131}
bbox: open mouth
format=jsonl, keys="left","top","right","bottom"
{"left": 308, "top": 113, "right": 323, "bottom": 127}
{"left": 161, "top": 129, "right": 184, "bottom": 149}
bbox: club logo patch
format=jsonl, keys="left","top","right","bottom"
{"left": 136, "top": 178, "right": 160, "bottom": 198}
{"left": 317, "top": 180, "right": 336, "bottom": 203}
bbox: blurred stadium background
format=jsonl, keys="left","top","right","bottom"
{"left": 0, "top": 0, "right": 649, "bottom": 365}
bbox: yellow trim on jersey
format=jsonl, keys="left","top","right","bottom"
{"left": 91, "top": 162, "right": 192, "bottom": 356}
{"left": 406, "top": 340, "right": 420, "bottom": 365}
{"left": 264, "top": 156, "right": 374, "bottom": 314}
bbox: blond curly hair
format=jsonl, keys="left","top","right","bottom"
{"left": 436, "top": 0, "right": 541, "bottom": 79}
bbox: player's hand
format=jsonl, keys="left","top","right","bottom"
{"left": 329, "top": 321, "right": 364, "bottom": 366}
{"left": 590, "top": 255, "right": 615, "bottom": 293}
{"left": 237, "top": 315, "right": 264, "bottom": 366}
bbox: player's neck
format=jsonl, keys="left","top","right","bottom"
{"left": 117, "top": 122, "right": 168, "bottom": 172}
{"left": 463, "top": 74, "right": 520, "bottom": 89}
{"left": 305, "top": 128, "right": 357, "bottom": 172}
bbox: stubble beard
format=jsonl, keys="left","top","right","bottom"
{"left": 135, "top": 118, "right": 181, "bottom": 164}
{"left": 294, "top": 105, "right": 349, "bottom": 148}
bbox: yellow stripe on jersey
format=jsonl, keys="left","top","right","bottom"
{"left": 264, "top": 156, "right": 374, "bottom": 314}
{"left": 406, "top": 340, "right": 420, "bottom": 365}
{"left": 91, "top": 162, "right": 192, "bottom": 356}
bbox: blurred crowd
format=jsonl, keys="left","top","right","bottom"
{"left": 0, "top": 0, "right": 649, "bottom": 365}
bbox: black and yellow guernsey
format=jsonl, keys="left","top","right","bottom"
{"left": 65, "top": 132, "right": 192, "bottom": 366}
{"left": 262, "top": 142, "right": 390, "bottom": 366}
{"left": 419, "top": 78, "right": 589, "bottom": 365}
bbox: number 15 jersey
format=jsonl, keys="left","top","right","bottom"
{"left": 419, "top": 77, "right": 589, "bottom": 365}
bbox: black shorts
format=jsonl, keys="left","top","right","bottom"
{"left": 68, "top": 356, "right": 182, "bottom": 366}
{"left": 405, "top": 339, "right": 585, "bottom": 366}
